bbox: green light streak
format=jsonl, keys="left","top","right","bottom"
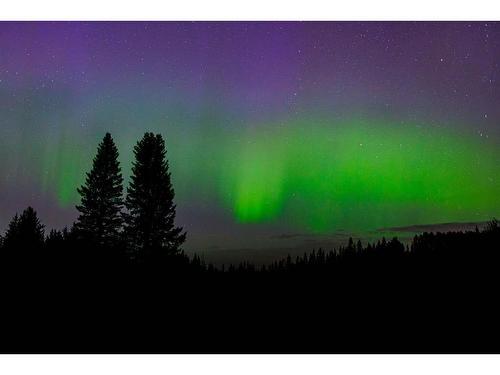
{"left": 37, "top": 129, "right": 91, "bottom": 207}
{"left": 217, "top": 118, "right": 500, "bottom": 231}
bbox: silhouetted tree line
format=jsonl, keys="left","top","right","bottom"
{"left": 205, "top": 221, "right": 499, "bottom": 275}
{"left": 2, "top": 204, "right": 498, "bottom": 276}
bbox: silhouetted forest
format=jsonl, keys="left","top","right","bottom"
{"left": 1, "top": 132, "right": 500, "bottom": 353}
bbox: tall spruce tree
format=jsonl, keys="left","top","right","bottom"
{"left": 124, "top": 132, "right": 186, "bottom": 258}
{"left": 75, "top": 132, "right": 123, "bottom": 246}
{"left": 3, "top": 207, "right": 45, "bottom": 250}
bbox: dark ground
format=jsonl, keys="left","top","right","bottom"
{"left": 1, "top": 225, "right": 500, "bottom": 353}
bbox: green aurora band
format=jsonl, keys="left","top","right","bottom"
{"left": 34, "top": 117, "right": 500, "bottom": 233}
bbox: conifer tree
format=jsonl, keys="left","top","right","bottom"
{"left": 74, "top": 133, "right": 123, "bottom": 246}
{"left": 3, "top": 207, "right": 45, "bottom": 250}
{"left": 124, "top": 132, "right": 186, "bottom": 258}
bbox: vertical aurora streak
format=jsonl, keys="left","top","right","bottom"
{"left": 218, "top": 118, "right": 499, "bottom": 231}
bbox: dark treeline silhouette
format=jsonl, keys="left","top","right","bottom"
{"left": 1, "top": 132, "right": 500, "bottom": 354}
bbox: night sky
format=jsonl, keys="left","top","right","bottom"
{"left": 1, "top": 22, "right": 499, "bottom": 258}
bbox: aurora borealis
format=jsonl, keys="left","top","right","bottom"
{"left": 1, "top": 22, "right": 499, "bottom": 255}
